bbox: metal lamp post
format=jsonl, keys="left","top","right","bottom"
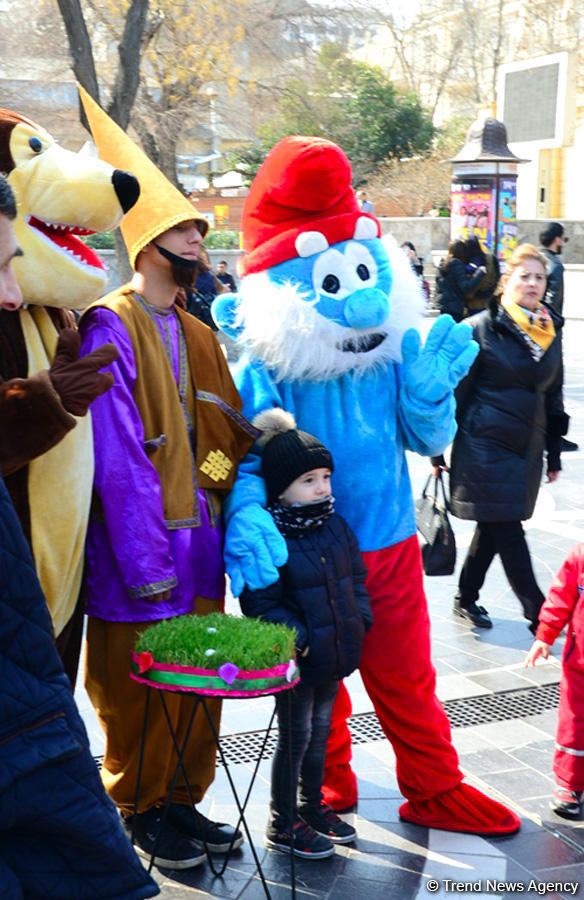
{"left": 449, "top": 116, "right": 528, "bottom": 262}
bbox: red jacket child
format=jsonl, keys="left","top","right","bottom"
{"left": 526, "top": 543, "right": 584, "bottom": 818}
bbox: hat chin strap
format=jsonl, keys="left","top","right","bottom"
{"left": 153, "top": 242, "right": 198, "bottom": 269}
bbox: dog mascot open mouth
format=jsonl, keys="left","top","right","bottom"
{"left": 25, "top": 215, "right": 103, "bottom": 272}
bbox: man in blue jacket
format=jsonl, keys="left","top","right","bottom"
{"left": 0, "top": 175, "right": 158, "bottom": 899}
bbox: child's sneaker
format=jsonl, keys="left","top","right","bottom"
{"left": 550, "top": 786, "right": 583, "bottom": 819}
{"left": 265, "top": 820, "right": 335, "bottom": 858}
{"left": 299, "top": 802, "right": 356, "bottom": 844}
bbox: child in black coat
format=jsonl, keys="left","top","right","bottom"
{"left": 240, "top": 409, "right": 373, "bottom": 859}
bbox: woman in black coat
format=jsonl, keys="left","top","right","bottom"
{"left": 435, "top": 240, "right": 486, "bottom": 322}
{"left": 434, "top": 244, "right": 566, "bottom": 631}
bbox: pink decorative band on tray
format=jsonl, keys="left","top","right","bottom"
{"left": 130, "top": 650, "right": 299, "bottom": 697}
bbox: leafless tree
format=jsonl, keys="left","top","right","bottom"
{"left": 54, "top": 0, "right": 149, "bottom": 129}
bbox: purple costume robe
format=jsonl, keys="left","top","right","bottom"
{"left": 80, "top": 303, "right": 224, "bottom": 622}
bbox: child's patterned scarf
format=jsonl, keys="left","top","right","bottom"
{"left": 268, "top": 496, "right": 335, "bottom": 537}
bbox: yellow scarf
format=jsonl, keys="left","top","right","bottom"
{"left": 20, "top": 307, "right": 94, "bottom": 637}
{"left": 501, "top": 295, "right": 556, "bottom": 352}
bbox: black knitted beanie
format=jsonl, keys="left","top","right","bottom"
{"left": 253, "top": 408, "right": 334, "bottom": 503}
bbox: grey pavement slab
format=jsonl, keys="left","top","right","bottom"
{"left": 75, "top": 320, "right": 584, "bottom": 898}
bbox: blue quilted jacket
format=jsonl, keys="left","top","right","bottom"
{"left": 240, "top": 513, "right": 373, "bottom": 686}
{"left": 0, "top": 473, "right": 158, "bottom": 900}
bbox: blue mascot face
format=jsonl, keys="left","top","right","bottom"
{"left": 267, "top": 238, "right": 393, "bottom": 331}
{"left": 213, "top": 229, "right": 423, "bottom": 383}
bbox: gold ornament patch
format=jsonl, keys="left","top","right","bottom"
{"left": 201, "top": 449, "right": 233, "bottom": 482}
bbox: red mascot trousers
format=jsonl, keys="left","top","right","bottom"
{"left": 325, "top": 535, "right": 461, "bottom": 802}
{"left": 323, "top": 535, "right": 520, "bottom": 834}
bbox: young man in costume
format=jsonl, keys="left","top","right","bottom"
{"left": 0, "top": 174, "right": 159, "bottom": 900}
{"left": 0, "top": 106, "right": 139, "bottom": 686}
{"left": 78, "top": 87, "right": 258, "bottom": 869}
{"left": 213, "top": 135, "right": 520, "bottom": 836}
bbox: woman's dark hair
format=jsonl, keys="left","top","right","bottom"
{"left": 448, "top": 240, "right": 466, "bottom": 262}
{"left": 441, "top": 240, "right": 466, "bottom": 274}
{"left": 464, "top": 237, "right": 485, "bottom": 264}
{"left": 401, "top": 241, "right": 416, "bottom": 253}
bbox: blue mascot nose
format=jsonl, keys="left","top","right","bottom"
{"left": 344, "top": 288, "right": 389, "bottom": 329}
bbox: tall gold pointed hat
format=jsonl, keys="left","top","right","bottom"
{"left": 78, "top": 84, "right": 209, "bottom": 269}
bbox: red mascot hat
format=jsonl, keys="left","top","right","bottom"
{"left": 238, "top": 135, "right": 381, "bottom": 277}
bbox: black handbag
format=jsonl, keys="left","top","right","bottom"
{"left": 415, "top": 473, "right": 456, "bottom": 576}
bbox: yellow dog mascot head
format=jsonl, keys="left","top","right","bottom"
{"left": 0, "top": 107, "right": 139, "bottom": 308}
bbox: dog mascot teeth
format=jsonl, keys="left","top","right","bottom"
{"left": 0, "top": 106, "right": 138, "bottom": 682}
{"left": 214, "top": 135, "right": 520, "bottom": 836}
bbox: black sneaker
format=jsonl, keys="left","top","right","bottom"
{"left": 299, "top": 803, "right": 356, "bottom": 844}
{"left": 550, "top": 787, "right": 583, "bottom": 819}
{"left": 167, "top": 803, "right": 243, "bottom": 853}
{"left": 453, "top": 599, "right": 492, "bottom": 628}
{"left": 265, "top": 820, "right": 335, "bottom": 858}
{"left": 122, "top": 807, "right": 206, "bottom": 869}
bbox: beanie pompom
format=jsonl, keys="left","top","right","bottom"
{"left": 253, "top": 408, "right": 297, "bottom": 447}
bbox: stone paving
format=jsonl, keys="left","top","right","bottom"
{"left": 76, "top": 320, "right": 584, "bottom": 899}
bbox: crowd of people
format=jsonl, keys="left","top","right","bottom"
{"left": 1, "top": 99, "right": 583, "bottom": 900}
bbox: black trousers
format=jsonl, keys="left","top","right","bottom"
{"left": 458, "top": 521, "right": 545, "bottom": 625}
{"left": 269, "top": 679, "right": 339, "bottom": 833}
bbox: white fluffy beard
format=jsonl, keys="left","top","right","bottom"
{"left": 235, "top": 234, "right": 426, "bottom": 383}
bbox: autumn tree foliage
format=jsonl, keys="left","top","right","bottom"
{"left": 229, "top": 43, "right": 435, "bottom": 184}
{"left": 54, "top": 0, "right": 246, "bottom": 187}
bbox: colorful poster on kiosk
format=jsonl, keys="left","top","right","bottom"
{"left": 497, "top": 179, "right": 518, "bottom": 261}
{"left": 450, "top": 178, "right": 496, "bottom": 252}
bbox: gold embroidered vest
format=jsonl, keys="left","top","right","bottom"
{"left": 87, "top": 286, "right": 257, "bottom": 526}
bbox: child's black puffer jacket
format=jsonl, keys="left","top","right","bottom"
{"left": 240, "top": 513, "right": 373, "bottom": 686}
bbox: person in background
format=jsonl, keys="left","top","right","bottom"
{"left": 540, "top": 222, "right": 567, "bottom": 316}
{"left": 216, "top": 259, "right": 237, "bottom": 292}
{"left": 240, "top": 409, "right": 372, "bottom": 860}
{"left": 435, "top": 240, "right": 485, "bottom": 322}
{"left": 463, "top": 237, "right": 500, "bottom": 317}
{"left": 525, "top": 542, "right": 584, "bottom": 819}
{"left": 433, "top": 244, "right": 565, "bottom": 632}
{"left": 540, "top": 222, "right": 578, "bottom": 452}
{"left": 185, "top": 246, "right": 228, "bottom": 330}
{"left": 356, "top": 189, "right": 375, "bottom": 215}
{"left": 401, "top": 241, "right": 430, "bottom": 302}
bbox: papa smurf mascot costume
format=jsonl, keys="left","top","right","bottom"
{"left": 214, "top": 135, "right": 520, "bottom": 835}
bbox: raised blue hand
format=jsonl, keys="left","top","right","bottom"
{"left": 401, "top": 315, "right": 479, "bottom": 405}
{"left": 224, "top": 502, "right": 288, "bottom": 598}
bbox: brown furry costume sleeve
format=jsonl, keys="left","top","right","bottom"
{"left": 0, "top": 369, "right": 75, "bottom": 476}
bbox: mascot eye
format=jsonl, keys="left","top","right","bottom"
{"left": 29, "top": 137, "right": 43, "bottom": 153}
{"left": 322, "top": 274, "right": 340, "bottom": 294}
{"left": 357, "top": 264, "right": 370, "bottom": 281}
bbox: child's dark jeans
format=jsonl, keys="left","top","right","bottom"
{"left": 268, "top": 679, "right": 339, "bottom": 833}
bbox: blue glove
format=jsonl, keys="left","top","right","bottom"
{"left": 224, "top": 503, "right": 289, "bottom": 597}
{"left": 401, "top": 315, "right": 479, "bottom": 405}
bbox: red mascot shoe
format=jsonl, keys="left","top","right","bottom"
{"left": 399, "top": 783, "right": 521, "bottom": 835}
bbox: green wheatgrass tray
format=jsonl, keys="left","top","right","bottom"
{"left": 131, "top": 611, "right": 299, "bottom": 697}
